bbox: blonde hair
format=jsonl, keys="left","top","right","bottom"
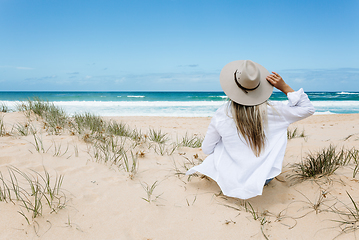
{"left": 231, "top": 100, "right": 268, "bottom": 157}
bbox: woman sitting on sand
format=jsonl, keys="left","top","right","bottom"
{"left": 186, "top": 60, "right": 315, "bottom": 199}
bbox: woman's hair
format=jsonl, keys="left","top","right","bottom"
{"left": 231, "top": 100, "right": 268, "bottom": 157}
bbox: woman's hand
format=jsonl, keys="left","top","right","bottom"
{"left": 266, "top": 72, "right": 294, "bottom": 95}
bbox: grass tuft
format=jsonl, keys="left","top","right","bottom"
{"left": 17, "top": 98, "right": 68, "bottom": 135}
{"left": 287, "top": 127, "right": 305, "bottom": 139}
{"left": 13, "top": 122, "right": 35, "bottom": 136}
{"left": 122, "top": 150, "right": 139, "bottom": 179}
{"left": 90, "top": 136, "right": 125, "bottom": 165}
{"left": 73, "top": 112, "right": 105, "bottom": 135}
{"left": 330, "top": 191, "right": 359, "bottom": 238}
{"left": 148, "top": 128, "right": 168, "bottom": 144}
{"left": 30, "top": 132, "right": 48, "bottom": 153}
{"left": 0, "top": 116, "right": 5, "bottom": 136}
{"left": 0, "top": 166, "right": 66, "bottom": 223}
{"left": 106, "top": 120, "right": 130, "bottom": 137}
{"left": 0, "top": 103, "right": 11, "bottom": 112}
{"left": 349, "top": 149, "right": 359, "bottom": 178}
{"left": 141, "top": 181, "right": 161, "bottom": 203}
{"left": 291, "top": 145, "right": 353, "bottom": 181}
{"left": 179, "top": 133, "right": 203, "bottom": 148}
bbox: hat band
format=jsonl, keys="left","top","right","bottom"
{"left": 234, "top": 71, "right": 261, "bottom": 94}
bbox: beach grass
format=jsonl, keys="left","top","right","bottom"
{"left": 30, "top": 132, "right": 48, "bottom": 153}
{"left": 349, "top": 149, "right": 359, "bottom": 178}
{"left": 51, "top": 140, "right": 69, "bottom": 157}
{"left": 122, "top": 150, "right": 139, "bottom": 179}
{"left": 0, "top": 166, "right": 66, "bottom": 224}
{"left": 129, "top": 128, "right": 144, "bottom": 143}
{"left": 141, "top": 181, "right": 161, "bottom": 203}
{"left": 12, "top": 122, "right": 35, "bottom": 136}
{"left": 0, "top": 103, "right": 11, "bottom": 113}
{"left": 106, "top": 120, "right": 130, "bottom": 137}
{"left": 73, "top": 112, "right": 105, "bottom": 135}
{"left": 179, "top": 133, "right": 203, "bottom": 148}
{"left": 148, "top": 128, "right": 169, "bottom": 144}
{"left": 42, "top": 104, "right": 68, "bottom": 135}
{"left": 0, "top": 116, "right": 5, "bottom": 136}
{"left": 291, "top": 145, "right": 353, "bottom": 180}
{"left": 90, "top": 136, "right": 125, "bottom": 166}
{"left": 287, "top": 127, "right": 305, "bottom": 139}
{"left": 330, "top": 191, "right": 359, "bottom": 238}
{"left": 221, "top": 200, "right": 269, "bottom": 239}
{"left": 16, "top": 98, "right": 68, "bottom": 135}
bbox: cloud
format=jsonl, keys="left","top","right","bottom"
{"left": 280, "top": 68, "right": 359, "bottom": 91}
{"left": 25, "top": 75, "right": 57, "bottom": 82}
{"left": 0, "top": 65, "right": 34, "bottom": 70}
{"left": 178, "top": 64, "right": 199, "bottom": 68}
{"left": 65, "top": 71, "right": 219, "bottom": 90}
{"left": 67, "top": 72, "right": 80, "bottom": 75}
{"left": 293, "top": 78, "right": 304, "bottom": 83}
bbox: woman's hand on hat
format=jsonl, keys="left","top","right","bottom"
{"left": 266, "top": 72, "right": 294, "bottom": 95}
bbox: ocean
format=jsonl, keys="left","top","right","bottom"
{"left": 1, "top": 91, "right": 359, "bottom": 117}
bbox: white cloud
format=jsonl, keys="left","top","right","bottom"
{"left": 0, "top": 65, "right": 34, "bottom": 70}
{"left": 293, "top": 78, "right": 304, "bottom": 83}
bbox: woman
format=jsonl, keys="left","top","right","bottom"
{"left": 186, "top": 60, "right": 315, "bottom": 199}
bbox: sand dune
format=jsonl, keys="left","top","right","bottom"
{"left": 1, "top": 111, "right": 359, "bottom": 239}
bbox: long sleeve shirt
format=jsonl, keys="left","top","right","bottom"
{"left": 186, "top": 88, "right": 315, "bottom": 199}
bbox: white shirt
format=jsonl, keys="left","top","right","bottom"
{"left": 186, "top": 88, "right": 315, "bottom": 199}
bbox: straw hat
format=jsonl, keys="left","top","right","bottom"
{"left": 220, "top": 60, "right": 273, "bottom": 106}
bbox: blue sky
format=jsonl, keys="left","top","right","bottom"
{"left": 0, "top": 0, "right": 358, "bottom": 91}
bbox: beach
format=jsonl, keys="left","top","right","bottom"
{"left": 1, "top": 108, "right": 359, "bottom": 240}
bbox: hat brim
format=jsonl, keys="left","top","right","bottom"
{"left": 220, "top": 60, "right": 273, "bottom": 106}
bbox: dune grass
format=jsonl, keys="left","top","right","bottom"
{"left": 287, "top": 127, "right": 305, "bottom": 139}
{"left": 0, "top": 116, "right": 5, "bottom": 136}
{"left": 12, "top": 122, "right": 35, "bottom": 136}
{"left": 329, "top": 191, "right": 359, "bottom": 238}
{"left": 106, "top": 120, "right": 130, "bottom": 137}
{"left": 349, "top": 149, "right": 359, "bottom": 178}
{"left": 148, "top": 128, "right": 169, "bottom": 144}
{"left": 0, "top": 166, "right": 66, "bottom": 224}
{"left": 141, "top": 181, "right": 162, "bottom": 203}
{"left": 0, "top": 103, "right": 11, "bottom": 112}
{"left": 42, "top": 104, "right": 68, "bottom": 135}
{"left": 72, "top": 112, "right": 105, "bottom": 135}
{"left": 51, "top": 140, "right": 70, "bottom": 157}
{"left": 291, "top": 145, "right": 354, "bottom": 181}
{"left": 90, "top": 136, "right": 123, "bottom": 164}
{"left": 122, "top": 150, "right": 139, "bottom": 179}
{"left": 17, "top": 98, "right": 68, "bottom": 135}
{"left": 89, "top": 135, "right": 139, "bottom": 178}
{"left": 12, "top": 98, "right": 188, "bottom": 179}
{"left": 30, "top": 132, "right": 48, "bottom": 153}
{"left": 179, "top": 133, "right": 203, "bottom": 148}
{"left": 221, "top": 200, "right": 269, "bottom": 239}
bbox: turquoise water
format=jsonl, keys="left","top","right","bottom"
{"left": 1, "top": 91, "right": 359, "bottom": 116}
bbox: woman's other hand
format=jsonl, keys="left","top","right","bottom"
{"left": 266, "top": 72, "right": 294, "bottom": 95}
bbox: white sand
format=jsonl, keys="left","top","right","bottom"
{"left": 1, "top": 112, "right": 359, "bottom": 239}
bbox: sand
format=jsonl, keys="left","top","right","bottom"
{"left": 1, "top": 111, "right": 359, "bottom": 240}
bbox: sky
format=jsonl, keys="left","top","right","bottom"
{"left": 0, "top": 0, "right": 358, "bottom": 91}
